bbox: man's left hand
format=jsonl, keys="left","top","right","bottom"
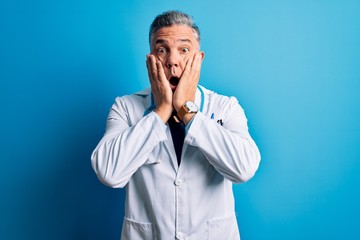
{"left": 173, "top": 52, "right": 204, "bottom": 115}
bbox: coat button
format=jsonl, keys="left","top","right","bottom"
{"left": 174, "top": 179, "right": 182, "bottom": 186}
{"left": 176, "top": 232, "right": 185, "bottom": 239}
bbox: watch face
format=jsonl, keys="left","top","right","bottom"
{"left": 185, "top": 101, "right": 198, "bottom": 112}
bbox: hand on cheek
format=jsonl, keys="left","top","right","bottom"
{"left": 173, "top": 52, "right": 203, "bottom": 112}
{"left": 146, "top": 54, "right": 173, "bottom": 123}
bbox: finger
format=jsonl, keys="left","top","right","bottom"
{"left": 193, "top": 53, "right": 203, "bottom": 78}
{"left": 156, "top": 60, "right": 167, "bottom": 82}
{"left": 181, "top": 55, "right": 194, "bottom": 79}
{"left": 146, "top": 55, "right": 153, "bottom": 81}
{"left": 191, "top": 52, "right": 202, "bottom": 71}
{"left": 146, "top": 61, "right": 156, "bottom": 88}
{"left": 146, "top": 55, "right": 151, "bottom": 74}
{"left": 184, "top": 53, "right": 201, "bottom": 82}
{"left": 147, "top": 55, "right": 158, "bottom": 84}
{"left": 190, "top": 52, "right": 199, "bottom": 68}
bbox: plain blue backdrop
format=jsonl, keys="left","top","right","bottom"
{"left": 1, "top": 0, "right": 359, "bottom": 239}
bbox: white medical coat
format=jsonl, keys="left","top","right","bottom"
{"left": 91, "top": 85, "right": 261, "bottom": 240}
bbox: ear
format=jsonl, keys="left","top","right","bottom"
{"left": 199, "top": 51, "right": 205, "bottom": 61}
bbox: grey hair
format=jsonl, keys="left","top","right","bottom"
{"left": 149, "top": 10, "right": 201, "bottom": 45}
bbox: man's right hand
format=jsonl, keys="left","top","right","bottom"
{"left": 146, "top": 54, "right": 173, "bottom": 124}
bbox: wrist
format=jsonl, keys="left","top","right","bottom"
{"left": 182, "top": 113, "right": 196, "bottom": 125}
{"left": 177, "top": 101, "right": 199, "bottom": 122}
{"left": 173, "top": 102, "right": 183, "bottom": 113}
{"left": 173, "top": 96, "right": 195, "bottom": 112}
{"left": 155, "top": 106, "right": 172, "bottom": 124}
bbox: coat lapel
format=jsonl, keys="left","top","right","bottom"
{"left": 138, "top": 86, "right": 207, "bottom": 173}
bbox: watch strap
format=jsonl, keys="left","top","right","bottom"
{"left": 177, "top": 105, "right": 188, "bottom": 121}
{"left": 177, "top": 101, "right": 198, "bottom": 121}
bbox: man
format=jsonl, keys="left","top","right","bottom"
{"left": 91, "top": 10, "right": 260, "bottom": 240}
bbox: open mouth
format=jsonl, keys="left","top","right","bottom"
{"left": 169, "top": 77, "right": 180, "bottom": 86}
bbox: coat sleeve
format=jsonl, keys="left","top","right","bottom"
{"left": 91, "top": 97, "right": 167, "bottom": 188}
{"left": 185, "top": 96, "right": 261, "bottom": 183}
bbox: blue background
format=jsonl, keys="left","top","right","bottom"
{"left": 1, "top": 0, "right": 360, "bottom": 239}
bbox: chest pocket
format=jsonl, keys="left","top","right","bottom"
{"left": 145, "top": 144, "right": 163, "bottom": 165}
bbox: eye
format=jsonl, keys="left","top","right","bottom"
{"left": 157, "top": 47, "right": 166, "bottom": 54}
{"left": 180, "top": 47, "right": 190, "bottom": 53}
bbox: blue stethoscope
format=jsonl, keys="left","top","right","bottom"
{"left": 144, "top": 85, "right": 204, "bottom": 116}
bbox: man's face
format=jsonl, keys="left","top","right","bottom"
{"left": 150, "top": 24, "right": 202, "bottom": 91}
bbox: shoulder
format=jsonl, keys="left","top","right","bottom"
{"left": 115, "top": 88, "right": 150, "bottom": 102}
{"left": 200, "top": 85, "right": 241, "bottom": 109}
{"left": 112, "top": 88, "right": 151, "bottom": 112}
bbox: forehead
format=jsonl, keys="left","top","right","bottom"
{"left": 151, "top": 25, "right": 198, "bottom": 46}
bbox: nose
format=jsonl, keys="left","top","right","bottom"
{"left": 165, "top": 51, "right": 180, "bottom": 69}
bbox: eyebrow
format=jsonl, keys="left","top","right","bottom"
{"left": 178, "top": 38, "right": 192, "bottom": 43}
{"left": 155, "top": 39, "right": 166, "bottom": 44}
{"left": 155, "top": 38, "right": 192, "bottom": 45}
